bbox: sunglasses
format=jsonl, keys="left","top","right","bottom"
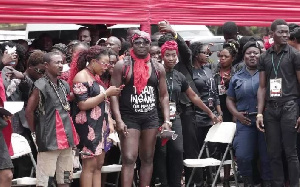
{"left": 33, "top": 67, "right": 45, "bottom": 74}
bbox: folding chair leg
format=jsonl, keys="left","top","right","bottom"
{"left": 212, "top": 145, "right": 230, "bottom": 187}
{"left": 230, "top": 148, "right": 238, "bottom": 187}
{"left": 186, "top": 167, "right": 195, "bottom": 186}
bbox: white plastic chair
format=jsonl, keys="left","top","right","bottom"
{"left": 10, "top": 133, "right": 37, "bottom": 186}
{"left": 183, "top": 122, "right": 238, "bottom": 187}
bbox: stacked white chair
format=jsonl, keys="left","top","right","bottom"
{"left": 11, "top": 133, "right": 37, "bottom": 186}
{"left": 183, "top": 122, "right": 238, "bottom": 187}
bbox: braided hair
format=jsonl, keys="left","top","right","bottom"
{"left": 222, "top": 40, "right": 239, "bottom": 59}
{"left": 68, "top": 45, "right": 108, "bottom": 89}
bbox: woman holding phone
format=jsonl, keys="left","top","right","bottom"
{"left": 154, "top": 40, "right": 219, "bottom": 187}
{"left": 69, "top": 45, "right": 122, "bottom": 187}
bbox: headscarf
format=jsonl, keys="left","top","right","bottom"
{"left": 160, "top": 40, "right": 178, "bottom": 57}
{"left": 131, "top": 31, "right": 151, "bottom": 95}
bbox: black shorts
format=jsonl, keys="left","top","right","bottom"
{"left": 122, "top": 114, "right": 159, "bottom": 131}
{"left": 0, "top": 131, "right": 14, "bottom": 170}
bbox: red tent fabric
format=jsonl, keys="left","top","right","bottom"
{"left": 0, "top": 0, "right": 300, "bottom": 26}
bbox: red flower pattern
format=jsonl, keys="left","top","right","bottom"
{"left": 87, "top": 125, "right": 95, "bottom": 141}
{"left": 90, "top": 106, "right": 102, "bottom": 120}
{"left": 81, "top": 146, "right": 94, "bottom": 159}
{"left": 73, "top": 83, "right": 88, "bottom": 95}
{"left": 75, "top": 111, "right": 87, "bottom": 124}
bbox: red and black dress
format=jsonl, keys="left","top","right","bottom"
{"left": 73, "top": 80, "right": 111, "bottom": 158}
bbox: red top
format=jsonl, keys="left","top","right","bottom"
{"left": 0, "top": 72, "right": 13, "bottom": 156}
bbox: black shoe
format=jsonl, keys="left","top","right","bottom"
{"left": 262, "top": 180, "right": 272, "bottom": 187}
{"left": 242, "top": 176, "right": 254, "bottom": 187}
{"left": 223, "top": 180, "right": 230, "bottom": 187}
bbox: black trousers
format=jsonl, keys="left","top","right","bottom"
{"left": 152, "top": 116, "right": 183, "bottom": 187}
{"left": 181, "top": 105, "right": 211, "bottom": 186}
{"left": 264, "top": 100, "right": 300, "bottom": 187}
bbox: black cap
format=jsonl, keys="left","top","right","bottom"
{"left": 242, "top": 41, "right": 261, "bottom": 56}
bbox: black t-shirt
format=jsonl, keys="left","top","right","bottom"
{"left": 158, "top": 69, "right": 189, "bottom": 119}
{"left": 166, "top": 69, "right": 189, "bottom": 104}
{"left": 258, "top": 44, "right": 300, "bottom": 103}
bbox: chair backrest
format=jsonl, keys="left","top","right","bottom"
{"left": 11, "top": 133, "right": 32, "bottom": 159}
{"left": 204, "top": 122, "right": 236, "bottom": 144}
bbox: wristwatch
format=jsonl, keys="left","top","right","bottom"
{"left": 164, "top": 120, "right": 172, "bottom": 127}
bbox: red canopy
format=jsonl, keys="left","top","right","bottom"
{"left": 1, "top": 0, "right": 300, "bottom": 26}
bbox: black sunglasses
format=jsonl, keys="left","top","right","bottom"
{"left": 33, "top": 67, "right": 45, "bottom": 74}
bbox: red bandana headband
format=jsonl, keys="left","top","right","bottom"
{"left": 161, "top": 40, "right": 178, "bottom": 57}
{"left": 131, "top": 31, "right": 151, "bottom": 44}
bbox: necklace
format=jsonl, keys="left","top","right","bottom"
{"left": 45, "top": 76, "right": 70, "bottom": 112}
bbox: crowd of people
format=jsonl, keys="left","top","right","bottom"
{"left": 0, "top": 18, "right": 300, "bottom": 187}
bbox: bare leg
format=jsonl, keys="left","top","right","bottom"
{"left": 92, "top": 153, "right": 106, "bottom": 187}
{"left": 120, "top": 129, "right": 140, "bottom": 187}
{"left": 0, "top": 169, "right": 13, "bottom": 187}
{"left": 80, "top": 156, "right": 98, "bottom": 187}
{"left": 139, "top": 128, "right": 158, "bottom": 187}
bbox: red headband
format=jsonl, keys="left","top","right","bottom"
{"left": 161, "top": 40, "right": 178, "bottom": 57}
{"left": 131, "top": 31, "right": 151, "bottom": 43}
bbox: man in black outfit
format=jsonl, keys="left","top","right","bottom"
{"left": 257, "top": 19, "right": 300, "bottom": 187}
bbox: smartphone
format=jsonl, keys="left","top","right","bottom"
{"left": 158, "top": 21, "right": 167, "bottom": 27}
{"left": 209, "top": 43, "right": 223, "bottom": 52}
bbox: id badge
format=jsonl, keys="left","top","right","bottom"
{"left": 270, "top": 78, "right": 282, "bottom": 97}
{"left": 218, "top": 85, "right": 226, "bottom": 95}
{"left": 169, "top": 102, "right": 176, "bottom": 120}
{"left": 208, "top": 98, "right": 214, "bottom": 108}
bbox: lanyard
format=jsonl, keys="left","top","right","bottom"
{"left": 271, "top": 53, "right": 284, "bottom": 78}
{"left": 166, "top": 71, "right": 174, "bottom": 101}
{"left": 220, "top": 69, "right": 231, "bottom": 85}
{"left": 197, "top": 68, "right": 214, "bottom": 96}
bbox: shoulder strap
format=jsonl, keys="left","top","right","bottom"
{"left": 122, "top": 56, "right": 132, "bottom": 85}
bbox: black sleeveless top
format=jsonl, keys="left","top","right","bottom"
{"left": 119, "top": 61, "right": 159, "bottom": 118}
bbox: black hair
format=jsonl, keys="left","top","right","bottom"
{"left": 222, "top": 22, "right": 238, "bottom": 35}
{"left": 120, "top": 41, "right": 131, "bottom": 56}
{"left": 158, "top": 33, "right": 175, "bottom": 47}
{"left": 222, "top": 40, "right": 239, "bottom": 58}
{"left": 27, "top": 50, "right": 45, "bottom": 67}
{"left": 43, "top": 51, "right": 61, "bottom": 64}
{"left": 78, "top": 27, "right": 91, "bottom": 36}
{"left": 234, "top": 36, "right": 251, "bottom": 64}
{"left": 68, "top": 46, "right": 108, "bottom": 88}
{"left": 151, "top": 42, "right": 159, "bottom": 47}
{"left": 51, "top": 43, "right": 67, "bottom": 55}
{"left": 189, "top": 41, "right": 204, "bottom": 61}
{"left": 290, "top": 27, "right": 300, "bottom": 43}
{"left": 0, "top": 41, "right": 26, "bottom": 72}
{"left": 271, "top": 19, "right": 287, "bottom": 32}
